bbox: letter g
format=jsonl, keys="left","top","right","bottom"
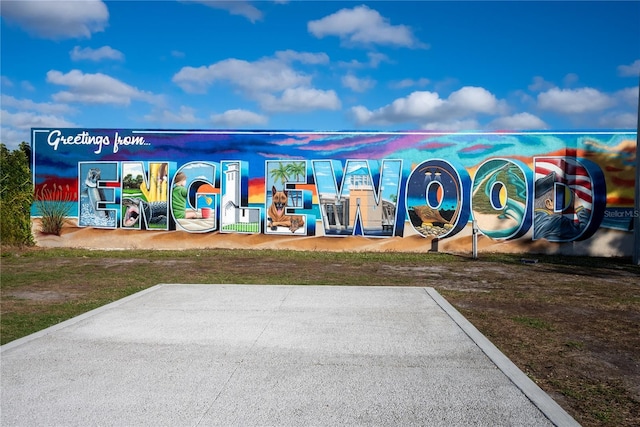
{"left": 47, "top": 130, "right": 61, "bottom": 150}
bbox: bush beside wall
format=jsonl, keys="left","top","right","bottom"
{"left": 1, "top": 143, "right": 34, "bottom": 246}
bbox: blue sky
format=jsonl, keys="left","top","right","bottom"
{"left": 1, "top": 0, "right": 639, "bottom": 150}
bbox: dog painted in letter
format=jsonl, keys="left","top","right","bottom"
{"left": 268, "top": 186, "right": 304, "bottom": 233}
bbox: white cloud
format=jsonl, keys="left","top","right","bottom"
{"left": 1, "top": 94, "right": 75, "bottom": 115}
{"left": 1, "top": 0, "right": 109, "bottom": 39}
{"left": 588, "top": 86, "right": 638, "bottom": 129}
{"left": 0, "top": 93, "right": 78, "bottom": 149}
{"left": 389, "top": 78, "right": 430, "bottom": 89}
{"left": 487, "top": 113, "right": 548, "bottom": 130}
{"left": 1, "top": 110, "right": 78, "bottom": 149}
{"left": 537, "top": 87, "right": 614, "bottom": 114}
{"left": 181, "top": 0, "right": 262, "bottom": 23}
{"left": 618, "top": 59, "right": 640, "bottom": 77}
{"left": 513, "top": 89, "right": 535, "bottom": 105}
{"left": 350, "top": 86, "right": 505, "bottom": 127}
{"left": 308, "top": 5, "right": 426, "bottom": 48}
{"left": 366, "top": 52, "right": 391, "bottom": 68}
{"left": 173, "top": 57, "right": 312, "bottom": 94}
{"left": 615, "top": 86, "right": 639, "bottom": 107}
{"left": 259, "top": 87, "right": 341, "bottom": 113}
{"left": 171, "top": 50, "right": 186, "bottom": 58}
{"left": 1, "top": 109, "right": 76, "bottom": 129}
{"left": 47, "top": 69, "right": 162, "bottom": 106}
{"left": 70, "top": 46, "right": 124, "bottom": 61}
{"left": 0, "top": 77, "right": 36, "bottom": 92}
{"left": 350, "top": 106, "right": 376, "bottom": 125}
{"left": 144, "top": 106, "right": 199, "bottom": 124}
{"left": 21, "top": 81, "right": 36, "bottom": 92}
{"left": 351, "top": 91, "right": 444, "bottom": 125}
{"left": 421, "top": 119, "right": 480, "bottom": 132}
{"left": 0, "top": 126, "right": 29, "bottom": 150}
{"left": 211, "top": 109, "right": 268, "bottom": 127}
{"left": 173, "top": 52, "right": 339, "bottom": 114}
{"left": 446, "top": 86, "right": 506, "bottom": 115}
{"left": 275, "top": 50, "right": 329, "bottom": 65}
{"left": 1, "top": 76, "right": 14, "bottom": 88}
{"left": 338, "top": 52, "right": 392, "bottom": 69}
{"left": 563, "top": 73, "right": 579, "bottom": 86}
{"left": 597, "top": 112, "right": 638, "bottom": 129}
{"left": 528, "top": 76, "right": 554, "bottom": 92}
{"left": 432, "top": 77, "right": 459, "bottom": 94}
{"left": 342, "top": 74, "right": 375, "bottom": 93}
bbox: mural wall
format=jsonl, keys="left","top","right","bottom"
{"left": 31, "top": 129, "right": 638, "bottom": 256}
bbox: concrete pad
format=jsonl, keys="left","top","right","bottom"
{"left": 1, "top": 285, "right": 579, "bottom": 426}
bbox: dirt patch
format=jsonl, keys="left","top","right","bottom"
{"left": 6, "top": 290, "right": 79, "bottom": 302}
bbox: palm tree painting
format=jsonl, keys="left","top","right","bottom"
{"left": 270, "top": 162, "right": 290, "bottom": 187}
{"left": 267, "top": 161, "right": 306, "bottom": 208}
{"left": 286, "top": 162, "right": 306, "bottom": 181}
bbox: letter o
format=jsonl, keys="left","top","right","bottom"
{"left": 471, "top": 158, "right": 533, "bottom": 240}
{"left": 405, "top": 159, "right": 471, "bottom": 239}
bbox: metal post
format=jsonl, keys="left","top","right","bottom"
{"left": 472, "top": 220, "right": 478, "bottom": 259}
{"left": 633, "top": 77, "right": 640, "bottom": 265}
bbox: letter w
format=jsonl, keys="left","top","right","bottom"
{"left": 312, "top": 159, "right": 402, "bottom": 237}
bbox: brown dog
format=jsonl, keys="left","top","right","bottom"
{"left": 268, "top": 186, "right": 304, "bottom": 233}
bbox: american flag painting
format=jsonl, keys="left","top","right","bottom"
{"left": 535, "top": 157, "right": 594, "bottom": 213}
{"left": 533, "top": 156, "right": 607, "bottom": 242}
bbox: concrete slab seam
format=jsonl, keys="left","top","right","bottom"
{"left": 193, "top": 285, "right": 294, "bottom": 425}
{"left": 424, "top": 287, "right": 581, "bottom": 427}
{"left": 0, "top": 283, "right": 167, "bottom": 354}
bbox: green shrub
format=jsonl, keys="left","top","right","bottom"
{"left": 0, "top": 143, "right": 34, "bottom": 246}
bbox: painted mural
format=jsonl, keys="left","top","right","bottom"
{"left": 31, "top": 129, "right": 638, "bottom": 256}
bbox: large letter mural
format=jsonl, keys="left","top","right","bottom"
{"left": 78, "top": 161, "right": 119, "bottom": 228}
{"left": 172, "top": 161, "right": 217, "bottom": 233}
{"left": 31, "top": 129, "right": 637, "bottom": 257}
{"left": 221, "top": 161, "right": 260, "bottom": 234}
{"left": 406, "top": 159, "right": 471, "bottom": 239}
{"left": 533, "top": 157, "right": 606, "bottom": 242}
{"left": 266, "top": 160, "right": 311, "bottom": 235}
{"left": 122, "top": 161, "right": 171, "bottom": 231}
{"left": 312, "top": 159, "right": 403, "bottom": 237}
{"left": 471, "top": 158, "right": 533, "bottom": 240}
